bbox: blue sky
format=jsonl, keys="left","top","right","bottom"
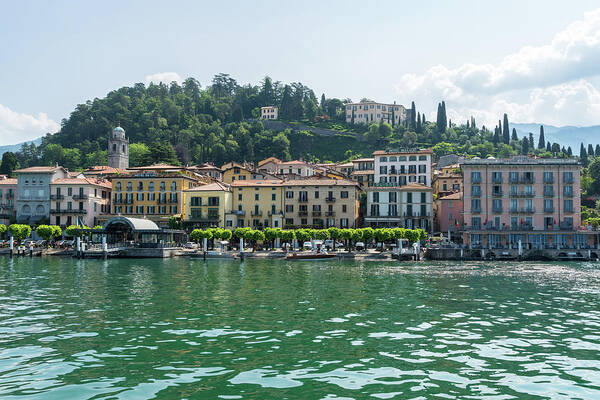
{"left": 1, "top": 0, "right": 600, "bottom": 145}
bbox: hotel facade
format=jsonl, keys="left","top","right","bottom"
{"left": 461, "top": 156, "right": 588, "bottom": 248}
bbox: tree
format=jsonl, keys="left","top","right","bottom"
{"left": 511, "top": 128, "right": 518, "bottom": 142}
{"left": 588, "top": 144, "right": 595, "bottom": 157}
{"left": 538, "top": 126, "right": 545, "bottom": 149}
{"left": 0, "top": 152, "right": 19, "bottom": 175}
{"left": 521, "top": 136, "right": 529, "bottom": 154}
{"left": 327, "top": 227, "right": 340, "bottom": 250}
{"left": 0, "top": 224, "right": 6, "bottom": 237}
{"left": 581, "top": 143, "right": 588, "bottom": 165}
{"left": 410, "top": 101, "right": 416, "bottom": 130}
{"left": 304, "top": 98, "right": 318, "bottom": 121}
{"left": 567, "top": 146, "right": 573, "bottom": 157}
{"left": 502, "top": 113, "right": 510, "bottom": 144}
{"left": 320, "top": 93, "right": 326, "bottom": 112}
{"left": 587, "top": 157, "right": 600, "bottom": 194}
{"left": 144, "top": 141, "right": 179, "bottom": 165}
{"left": 596, "top": 145, "right": 600, "bottom": 157}
{"left": 129, "top": 143, "right": 151, "bottom": 167}
{"left": 528, "top": 132, "right": 534, "bottom": 149}
{"left": 8, "top": 224, "right": 31, "bottom": 243}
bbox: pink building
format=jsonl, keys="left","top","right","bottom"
{"left": 436, "top": 192, "right": 463, "bottom": 235}
{"left": 461, "top": 156, "right": 593, "bottom": 249}
{"left": 0, "top": 177, "right": 17, "bottom": 225}
{"left": 50, "top": 178, "right": 112, "bottom": 227}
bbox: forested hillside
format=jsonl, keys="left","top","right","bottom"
{"left": 2, "top": 74, "right": 591, "bottom": 174}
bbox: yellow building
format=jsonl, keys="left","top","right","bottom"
{"left": 221, "top": 162, "right": 280, "bottom": 184}
{"left": 105, "top": 164, "right": 209, "bottom": 227}
{"left": 183, "top": 182, "right": 232, "bottom": 228}
{"left": 227, "top": 180, "right": 284, "bottom": 228}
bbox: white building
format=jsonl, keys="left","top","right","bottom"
{"left": 364, "top": 149, "right": 433, "bottom": 230}
{"left": 260, "top": 106, "right": 278, "bottom": 120}
{"left": 345, "top": 102, "right": 407, "bottom": 125}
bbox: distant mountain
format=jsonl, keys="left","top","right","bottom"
{"left": 512, "top": 123, "right": 600, "bottom": 150}
{"left": 0, "top": 137, "right": 42, "bottom": 157}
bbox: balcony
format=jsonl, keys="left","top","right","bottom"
{"left": 472, "top": 177, "right": 482, "bottom": 184}
{"left": 4, "top": 193, "right": 14, "bottom": 199}
{"left": 168, "top": 198, "right": 179, "bottom": 204}
{"left": 114, "top": 198, "right": 133, "bottom": 204}
{"left": 564, "top": 208, "right": 574, "bottom": 214}
{"left": 472, "top": 207, "right": 482, "bottom": 213}
{"left": 492, "top": 176, "right": 503, "bottom": 184}
{"left": 492, "top": 207, "right": 503, "bottom": 213}
{"left": 298, "top": 198, "right": 308, "bottom": 203}
{"left": 543, "top": 189, "right": 554, "bottom": 197}
{"left": 267, "top": 210, "right": 281, "bottom": 216}
{"left": 471, "top": 191, "right": 481, "bottom": 197}
{"left": 509, "top": 176, "right": 519, "bottom": 183}
{"left": 50, "top": 194, "right": 64, "bottom": 200}
{"left": 326, "top": 211, "right": 335, "bottom": 217}
{"left": 510, "top": 191, "right": 535, "bottom": 197}
{"left": 312, "top": 211, "right": 322, "bottom": 216}
{"left": 229, "top": 210, "right": 246, "bottom": 216}
{"left": 51, "top": 209, "right": 87, "bottom": 214}
{"left": 73, "top": 194, "right": 88, "bottom": 200}
{"left": 544, "top": 207, "right": 554, "bottom": 213}
{"left": 564, "top": 176, "right": 574, "bottom": 183}
{"left": 298, "top": 211, "right": 308, "bottom": 216}
{"left": 325, "top": 197, "right": 336, "bottom": 203}
{"left": 563, "top": 191, "right": 573, "bottom": 198}
{"left": 251, "top": 211, "right": 263, "bottom": 216}
{"left": 543, "top": 177, "right": 554, "bottom": 184}
{"left": 520, "top": 176, "right": 535, "bottom": 184}
{"left": 492, "top": 191, "right": 503, "bottom": 197}
{"left": 510, "top": 207, "right": 535, "bottom": 214}
{"left": 189, "top": 216, "right": 219, "bottom": 222}
{"left": 157, "top": 198, "right": 168, "bottom": 204}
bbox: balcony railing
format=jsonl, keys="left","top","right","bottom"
{"left": 189, "top": 216, "right": 219, "bottom": 222}
{"left": 326, "top": 211, "right": 335, "bottom": 216}
{"left": 510, "top": 207, "right": 535, "bottom": 214}
{"left": 312, "top": 211, "right": 322, "bottom": 216}
{"left": 50, "top": 194, "right": 64, "bottom": 200}
{"left": 564, "top": 176, "right": 574, "bottom": 183}
{"left": 73, "top": 194, "right": 88, "bottom": 200}
{"left": 229, "top": 210, "right": 246, "bottom": 216}
{"left": 472, "top": 177, "right": 482, "bottom": 183}
{"left": 298, "top": 211, "right": 308, "bottom": 216}
{"left": 510, "top": 191, "right": 535, "bottom": 197}
{"left": 492, "top": 207, "right": 503, "bottom": 213}
{"left": 544, "top": 189, "right": 554, "bottom": 197}
{"left": 251, "top": 211, "right": 263, "bottom": 216}
{"left": 544, "top": 177, "right": 554, "bottom": 184}
{"left": 114, "top": 198, "right": 133, "bottom": 204}
{"left": 471, "top": 191, "right": 481, "bottom": 197}
{"left": 298, "top": 198, "right": 308, "bottom": 203}
{"left": 325, "top": 197, "right": 336, "bottom": 203}
{"left": 492, "top": 176, "right": 503, "bottom": 183}
{"left": 492, "top": 191, "right": 503, "bottom": 197}
{"left": 520, "top": 177, "right": 535, "bottom": 184}
{"left": 472, "top": 207, "right": 482, "bottom": 213}
{"left": 564, "top": 208, "right": 574, "bottom": 213}
{"left": 563, "top": 191, "right": 573, "bottom": 198}
{"left": 4, "top": 193, "right": 14, "bottom": 199}
{"left": 51, "top": 209, "right": 87, "bottom": 214}
{"left": 544, "top": 207, "right": 554, "bottom": 213}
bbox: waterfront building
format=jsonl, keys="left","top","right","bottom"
{"left": 221, "top": 162, "right": 279, "bottom": 184}
{"left": 0, "top": 177, "right": 17, "bottom": 225}
{"left": 282, "top": 179, "right": 360, "bottom": 229}
{"left": 183, "top": 182, "right": 232, "bottom": 228}
{"left": 106, "top": 164, "right": 208, "bottom": 227}
{"left": 345, "top": 101, "right": 407, "bottom": 125}
{"left": 15, "top": 166, "right": 69, "bottom": 224}
{"left": 257, "top": 157, "right": 281, "bottom": 174}
{"left": 363, "top": 149, "right": 434, "bottom": 230}
{"left": 50, "top": 177, "right": 111, "bottom": 227}
{"left": 108, "top": 126, "right": 129, "bottom": 169}
{"left": 228, "top": 180, "right": 284, "bottom": 229}
{"left": 435, "top": 192, "right": 463, "bottom": 236}
{"left": 349, "top": 158, "right": 374, "bottom": 186}
{"left": 462, "top": 156, "right": 587, "bottom": 248}
{"left": 260, "top": 106, "right": 278, "bottom": 120}
{"left": 364, "top": 183, "right": 433, "bottom": 230}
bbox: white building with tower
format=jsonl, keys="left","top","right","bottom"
{"left": 108, "top": 126, "right": 129, "bottom": 169}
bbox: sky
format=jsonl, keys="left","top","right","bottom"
{"left": 2, "top": 0, "right": 600, "bottom": 145}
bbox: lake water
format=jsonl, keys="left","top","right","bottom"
{"left": 0, "top": 257, "right": 599, "bottom": 399}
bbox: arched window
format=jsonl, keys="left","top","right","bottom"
{"left": 112, "top": 144, "right": 117, "bottom": 152}
{"left": 160, "top": 181, "right": 166, "bottom": 191}
{"left": 148, "top": 182, "right": 154, "bottom": 191}
{"left": 35, "top": 205, "right": 45, "bottom": 215}
{"left": 116, "top": 182, "right": 121, "bottom": 191}
{"left": 137, "top": 182, "right": 143, "bottom": 191}
{"left": 171, "top": 181, "right": 177, "bottom": 191}
{"left": 22, "top": 205, "right": 31, "bottom": 215}
{"left": 122, "top": 144, "right": 126, "bottom": 153}
{"left": 126, "top": 182, "right": 132, "bottom": 191}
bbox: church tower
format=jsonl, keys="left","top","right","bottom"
{"left": 108, "top": 126, "right": 129, "bottom": 169}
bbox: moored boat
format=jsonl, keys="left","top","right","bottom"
{"left": 285, "top": 252, "right": 336, "bottom": 260}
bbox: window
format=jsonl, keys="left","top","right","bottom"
{"left": 160, "top": 181, "right": 166, "bottom": 191}
{"left": 563, "top": 171, "right": 574, "bottom": 183}
{"left": 471, "top": 171, "right": 481, "bottom": 183}
{"left": 126, "top": 182, "right": 132, "bottom": 192}
{"left": 544, "top": 199, "right": 554, "bottom": 212}
{"left": 563, "top": 186, "right": 573, "bottom": 197}
{"left": 342, "top": 205, "right": 347, "bottom": 213}
{"left": 471, "top": 186, "right": 481, "bottom": 196}
{"left": 285, "top": 205, "right": 294, "bottom": 212}
{"left": 409, "top": 156, "right": 416, "bottom": 161}
{"left": 389, "top": 156, "right": 397, "bottom": 162}
{"left": 341, "top": 191, "right": 348, "bottom": 199}
{"left": 421, "top": 193, "right": 426, "bottom": 203}
{"left": 418, "top": 165, "right": 426, "bottom": 173}
{"left": 380, "top": 157, "right": 387, "bottom": 162}
{"left": 418, "top": 155, "right": 427, "bottom": 161}
{"left": 379, "top": 166, "right": 387, "bottom": 174}
{"left": 492, "top": 172, "right": 502, "bottom": 183}
{"left": 408, "top": 165, "right": 416, "bottom": 174}
{"left": 255, "top": 193, "right": 259, "bottom": 201}
{"left": 564, "top": 199, "right": 573, "bottom": 212}
{"left": 509, "top": 172, "right": 519, "bottom": 182}
{"left": 543, "top": 171, "right": 554, "bottom": 183}
{"left": 208, "top": 197, "right": 219, "bottom": 206}
{"left": 285, "top": 191, "right": 294, "bottom": 199}
{"left": 471, "top": 199, "right": 481, "bottom": 212}
{"left": 314, "top": 191, "right": 319, "bottom": 199}
{"left": 406, "top": 193, "right": 412, "bottom": 203}
{"left": 472, "top": 217, "right": 481, "bottom": 229}
{"left": 372, "top": 192, "right": 379, "bottom": 202}
{"left": 137, "top": 182, "right": 143, "bottom": 191}
{"left": 148, "top": 182, "right": 154, "bottom": 191}
{"left": 68, "top": 187, "right": 73, "bottom": 196}
{"left": 171, "top": 182, "right": 177, "bottom": 191}
{"left": 492, "top": 199, "right": 502, "bottom": 212}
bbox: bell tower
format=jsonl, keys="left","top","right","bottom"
{"left": 108, "top": 126, "right": 129, "bottom": 169}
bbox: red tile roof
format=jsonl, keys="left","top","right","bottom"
{"left": 51, "top": 177, "right": 112, "bottom": 189}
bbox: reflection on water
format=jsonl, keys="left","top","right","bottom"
{"left": 0, "top": 257, "right": 599, "bottom": 399}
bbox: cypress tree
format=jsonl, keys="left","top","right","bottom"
{"left": 596, "top": 144, "right": 600, "bottom": 156}
{"left": 511, "top": 128, "right": 518, "bottom": 142}
{"left": 422, "top": 114, "right": 426, "bottom": 123}
{"left": 581, "top": 143, "right": 588, "bottom": 164}
{"left": 471, "top": 116, "right": 476, "bottom": 129}
{"left": 320, "top": 93, "right": 326, "bottom": 112}
{"left": 502, "top": 113, "right": 510, "bottom": 144}
{"left": 521, "top": 136, "right": 529, "bottom": 154}
{"left": 552, "top": 143, "right": 560, "bottom": 153}
{"left": 528, "top": 132, "right": 534, "bottom": 149}
{"left": 441, "top": 101, "right": 447, "bottom": 131}
{"left": 546, "top": 142, "right": 551, "bottom": 152}
{"left": 410, "top": 101, "right": 416, "bottom": 130}
{"left": 561, "top": 146, "right": 567, "bottom": 154}
{"left": 567, "top": 146, "right": 572, "bottom": 157}
{"left": 493, "top": 127, "right": 500, "bottom": 144}
{"left": 588, "top": 143, "right": 595, "bottom": 157}
{"left": 538, "top": 126, "right": 545, "bottom": 149}
{"left": 416, "top": 112, "right": 422, "bottom": 132}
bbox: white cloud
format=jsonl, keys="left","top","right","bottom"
{"left": 0, "top": 104, "right": 59, "bottom": 146}
{"left": 396, "top": 8, "right": 600, "bottom": 127}
{"left": 145, "top": 72, "right": 182, "bottom": 85}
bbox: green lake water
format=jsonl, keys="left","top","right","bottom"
{"left": 0, "top": 257, "right": 599, "bottom": 399}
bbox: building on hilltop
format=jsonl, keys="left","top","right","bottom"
{"left": 108, "top": 126, "right": 129, "bottom": 169}
{"left": 345, "top": 101, "right": 407, "bottom": 125}
{"left": 260, "top": 106, "right": 278, "bottom": 120}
